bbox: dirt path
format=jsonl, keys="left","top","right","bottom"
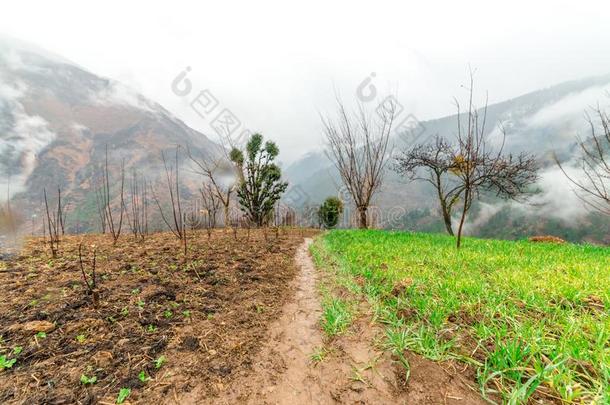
{"left": 214, "top": 238, "right": 486, "bottom": 405}
{"left": 217, "top": 237, "right": 330, "bottom": 404}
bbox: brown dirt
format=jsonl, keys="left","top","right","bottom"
{"left": 0, "top": 228, "right": 316, "bottom": 404}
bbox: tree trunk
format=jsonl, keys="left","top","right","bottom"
{"left": 441, "top": 203, "right": 454, "bottom": 236}
{"left": 357, "top": 206, "right": 368, "bottom": 229}
{"left": 456, "top": 191, "right": 469, "bottom": 249}
{"left": 223, "top": 204, "right": 230, "bottom": 228}
{"left": 435, "top": 173, "right": 454, "bottom": 236}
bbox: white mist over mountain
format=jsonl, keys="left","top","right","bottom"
{"left": 2, "top": 0, "right": 610, "bottom": 162}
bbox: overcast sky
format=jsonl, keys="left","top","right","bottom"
{"left": 2, "top": 0, "right": 610, "bottom": 162}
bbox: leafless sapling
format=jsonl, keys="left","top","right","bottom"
{"left": 125, "top": 169, "right": 149, "bottom": 240}
{"left": 187, "top": 147, "right": 235, "bottom": 228}
{"left": 78, "top": 243, "right": 99, "bottom": 306}
{"left": 43, "top": 188, "right": 61, "bottom": 257}
{"left": 96, "top": 145, "right": 126, "bottom": 244}
{"left": 152, "top": 148, "right": 188, "bottom": 257}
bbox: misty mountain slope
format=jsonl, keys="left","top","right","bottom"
{"left": 288, "top": 74, "right": 610, "bottom": 242}
{"left": 0, "top": 38, "right": 219, "bottom": 228}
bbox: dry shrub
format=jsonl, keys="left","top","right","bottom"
{"left": 528, "top": 235, "right": 566, "bottom": 244}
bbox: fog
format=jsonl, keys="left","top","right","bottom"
{"left": 2, "top": 0, "right": 610, "bottom": 162}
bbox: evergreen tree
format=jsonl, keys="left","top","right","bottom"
{"left": 230, "top": 134, "right": 288, "bottom": 226}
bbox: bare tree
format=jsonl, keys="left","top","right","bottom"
{"left": 125, "top": 169, "right": 149, "bottom": 240}
{"left": 556, "top": 105, "right": 610, "bottom": 215}
{"left": 200, "top": 182, "right": 221, "bottom": 229}
{"left": 395, "top": 136, "right": 461, "bottom": 235}
{"left": 187, "top": 148, "right": 235, "bottom": 228}
{"left": 322, "top": 98, "right": 396, "bottom": 228}
{"left": 452, "top": 76, "right": 539, "bottom": 247}
{"left": 152, "top": 148, "right": 187, "bottom": 256}
{"left": 396, "top": 74, "right": 538, "bottom": 248}
{"left": 96, "top": 145, "right": 125, "bottom": 244}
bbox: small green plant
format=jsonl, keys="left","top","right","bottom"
{"left": 80, "top": 374, "right": 97, "bottom": 385}
{"left": 163, "top": 310, "right": 173, "bottom": 319}
{"left": 13, "top": 346, "right": 23, "bottom": 355}
{"left": 76, "top": 334, "right": 86, "bottom": 343}
{"left": 310, "top": 346, "right": 329, "bottom": 363}
{"left": 147, "top": 324, "right": 157, "bottom": 333}
{"left": 182, "top": 310, "right": 191, "bottom": 318}
{"left": 154, "top": 355, "right": 166, "bottom": 369}
{"left": 138, "top": 370, "right": 150, "bottom": 383}
{"left": 131, "top": 288, "right": 140, "bottom": 295}
{"left": 137, "top": 300, "right": 145, "bottom": 309}
{"left": 116, "top": 388, "right": 131, "bottom": 404}
{"left": 121, "top": 307, "right": 129, "bottom": 316}
{"left": 0, "top": 355, "right": 16, "bottom": 370}
{"left": 321, "top": 298, "right": 352, "bottom": 337}
{"left": 36, "top": 331, "right": 47, "bottom": 339}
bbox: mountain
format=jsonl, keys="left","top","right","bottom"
{"left": 286, "top": 74, "right": 610, "bottom": 243}
{"left": 0, "top": 38, "right": 219, "bottom": 231}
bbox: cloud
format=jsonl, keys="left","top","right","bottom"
{"left": 0, "top": 79, "right": 56, "bottom": 198}
{"left": 527, "top": 84, "right": 610, "bottom": 131}
{"left": 89, "top": 81, "right": 156, "bottom": 112}
{"left": 523, "top": 164, "right": 594, "bottom": 220}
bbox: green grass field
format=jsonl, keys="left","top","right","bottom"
{"left": 311, "top": 230, "right": 610, "bottom": 404}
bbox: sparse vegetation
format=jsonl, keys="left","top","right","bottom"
{"left": 0, "top": 229, "right": 315, "bottom": 403}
